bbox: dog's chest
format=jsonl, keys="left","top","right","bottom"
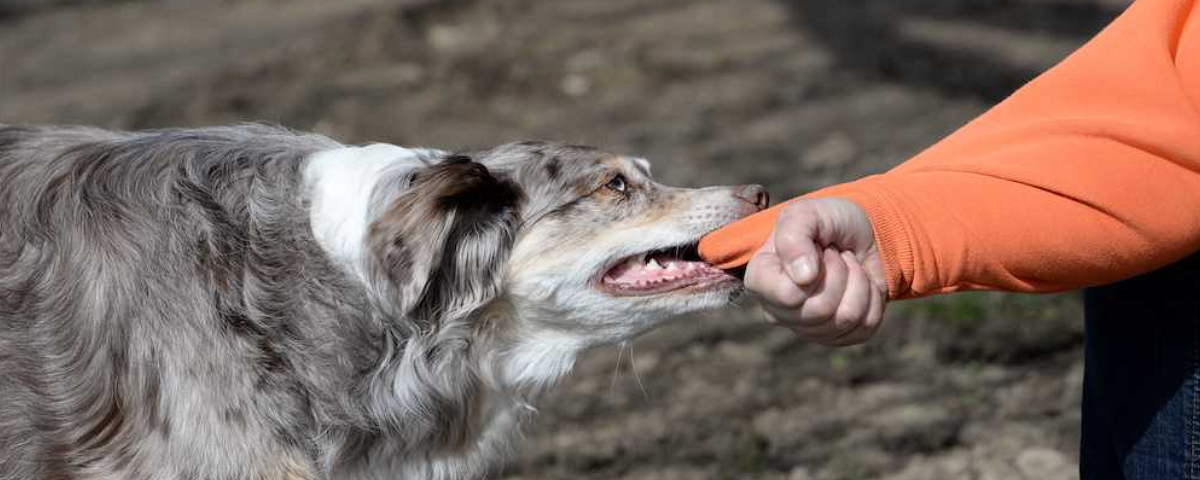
{"left": 331, "top": 404, "right": 525, "bottom": 480}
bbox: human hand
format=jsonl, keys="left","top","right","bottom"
{"left": 744, "top": 198, "right": 888, "bottom": 346}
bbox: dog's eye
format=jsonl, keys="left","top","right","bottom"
{"left": 605, "top": 174, "right": 628, "bottom": 194}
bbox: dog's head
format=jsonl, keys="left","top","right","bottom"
{"left": 356, "top": 142, "right": 765, "bottom": 349}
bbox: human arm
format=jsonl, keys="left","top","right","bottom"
{"left": 702, "top": 0, "right": 1200, "bottom": 301}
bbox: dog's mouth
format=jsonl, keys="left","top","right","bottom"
{"left": 600, "top": 243, "right": 737, "bottom": 296}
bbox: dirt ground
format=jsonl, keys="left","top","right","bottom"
{"left": 0, "top": 0, "right": 1131, "bottom": 478}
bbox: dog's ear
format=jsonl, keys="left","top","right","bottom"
{"left": 367, "top": 155, "right": 522, "bottom": 323}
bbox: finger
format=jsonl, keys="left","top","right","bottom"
{"left": 781, "top": 250, "right": 854, "bottom": 341}
{"left": 864, "top": 283, "right": 885, "bottom": 332}
{"left": 746, "top": 248, "right": 808, "bottom": 311}
{"left": 794, "top": 249, "right": 850, "bottom": 326}
{"left": 831, "top": 251, "right": 872, "bottom": 329}
{"left": 773, "top": 204, "right": 823, "bottom": 286}
{"left": 826, "top": 282, "right": 887, "bottom": 346}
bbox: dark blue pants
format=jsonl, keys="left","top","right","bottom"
{"left": 1082, "top": 254, "right": 1200, "bottom": 479}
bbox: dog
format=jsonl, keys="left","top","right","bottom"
{"left": 0, "top": 124, "right": 768, "bottom": 480}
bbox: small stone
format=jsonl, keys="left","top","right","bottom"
{"left": 561, "top": 74, "right": 590, "bottom": 97}
{"left": 1015, "top": 447, "right": 1070, "bottom": 478}
{"left": 788, "top": 466, "right": 814, "bottom": 480}
{"left": 868, "top": 404, "right": 960, "bottom": 453}
{"left": 427, "top": 24, "right": 465, "bottom": 51}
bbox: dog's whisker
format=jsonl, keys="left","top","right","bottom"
{"left": 609, "top": 342, "right": 626, "bottom": 396}
{"left": 628, "top": 341, "right": 651, "bottom": 402}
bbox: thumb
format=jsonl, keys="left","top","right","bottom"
{"left": 772, "top": 203, "right": 824, "bottom": 286}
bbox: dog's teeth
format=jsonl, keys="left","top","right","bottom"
{"left": 665, "top": 262, "right": 678, "bottom": 271}
{"left": 646, "top": 258, "right": 662, "bottom": 270}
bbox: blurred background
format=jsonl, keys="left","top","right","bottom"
{"left": 0, "top": 0, "right": 1132, "bottom": 478}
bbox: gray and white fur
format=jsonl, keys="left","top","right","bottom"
{"left": 0, "top": 124, "right": 766, "bottom": 480}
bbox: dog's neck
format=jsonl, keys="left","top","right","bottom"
{"left": 325, "top": 305, "right": 590, "bottom": 479}
{"left": 499, "top": 329, "right": 584, "bottom": 395}
{"left": 303, "top": 145, "right": 596, "bottom": 477}
{"left": 479, "top": 301, "right": 587, "bottom": 399}
{"left": 304, "top": 143, "right": 591, "bottom": 396}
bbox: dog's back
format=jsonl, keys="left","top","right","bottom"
{"left": 0, "top": 125, "right": 355, "bottom": 480}
{"left": 0, "top": 125, "right": 161, "bottom": 479}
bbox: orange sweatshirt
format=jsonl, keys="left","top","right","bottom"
{"left": 698, "top": 0, "right": 1200, "bottom": 300}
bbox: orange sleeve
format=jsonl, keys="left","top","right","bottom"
{"left": 698, "top": 0, "right": 1200, "bottom": 299}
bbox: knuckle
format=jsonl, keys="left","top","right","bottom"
{"left": 864, "top": 313, "right": 884, "bottom": 332}
{"left": 774, "top": 234, "right": 811, "bottom": 262}
{"left": 744, "top": 270, "right": 765, "bottom": 293}
{"left": 865, "top": 303, "right": 886, "bottom": 329}
{"left": 827, "top": 312, "right": 864, "bottom": 336}
{"left": 775, "top": 229, "right": 805, "bottom": 246}
{"left": 825, "top": 256, "right": 848, "bottom": 278}
{"left": 863, "top": 310, "right": 881, "bottom": 329}
{"left": 837, "top": 300, "right": 868, "bottom": 324}
{"left": 758, "top": 280, "right": 805, "bottom": 309}
{"left": 745, "top": 268, "right": 780, "bottom": 297}
{"left": 780, "top": 200, "right": 815, "bottom": 219}
{"left": 775, "top": 288, "right": 806, "bottom": 309}
{"left": 804, "top": 297, "right": 838, "bottom": 321}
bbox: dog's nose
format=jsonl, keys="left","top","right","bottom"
{"left": 734, "top": 184, "right": 769, "bottom": 211}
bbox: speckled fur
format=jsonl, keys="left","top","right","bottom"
{"left": 0, "top": 125, "right": 762, "bottom": 480}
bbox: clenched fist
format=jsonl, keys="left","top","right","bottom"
{"left": 745, "top": 198, "right": 889, "bottom": 346}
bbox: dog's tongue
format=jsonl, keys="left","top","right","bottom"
{"left": 603, "top": 254, "right": 723, "bottom": 289}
